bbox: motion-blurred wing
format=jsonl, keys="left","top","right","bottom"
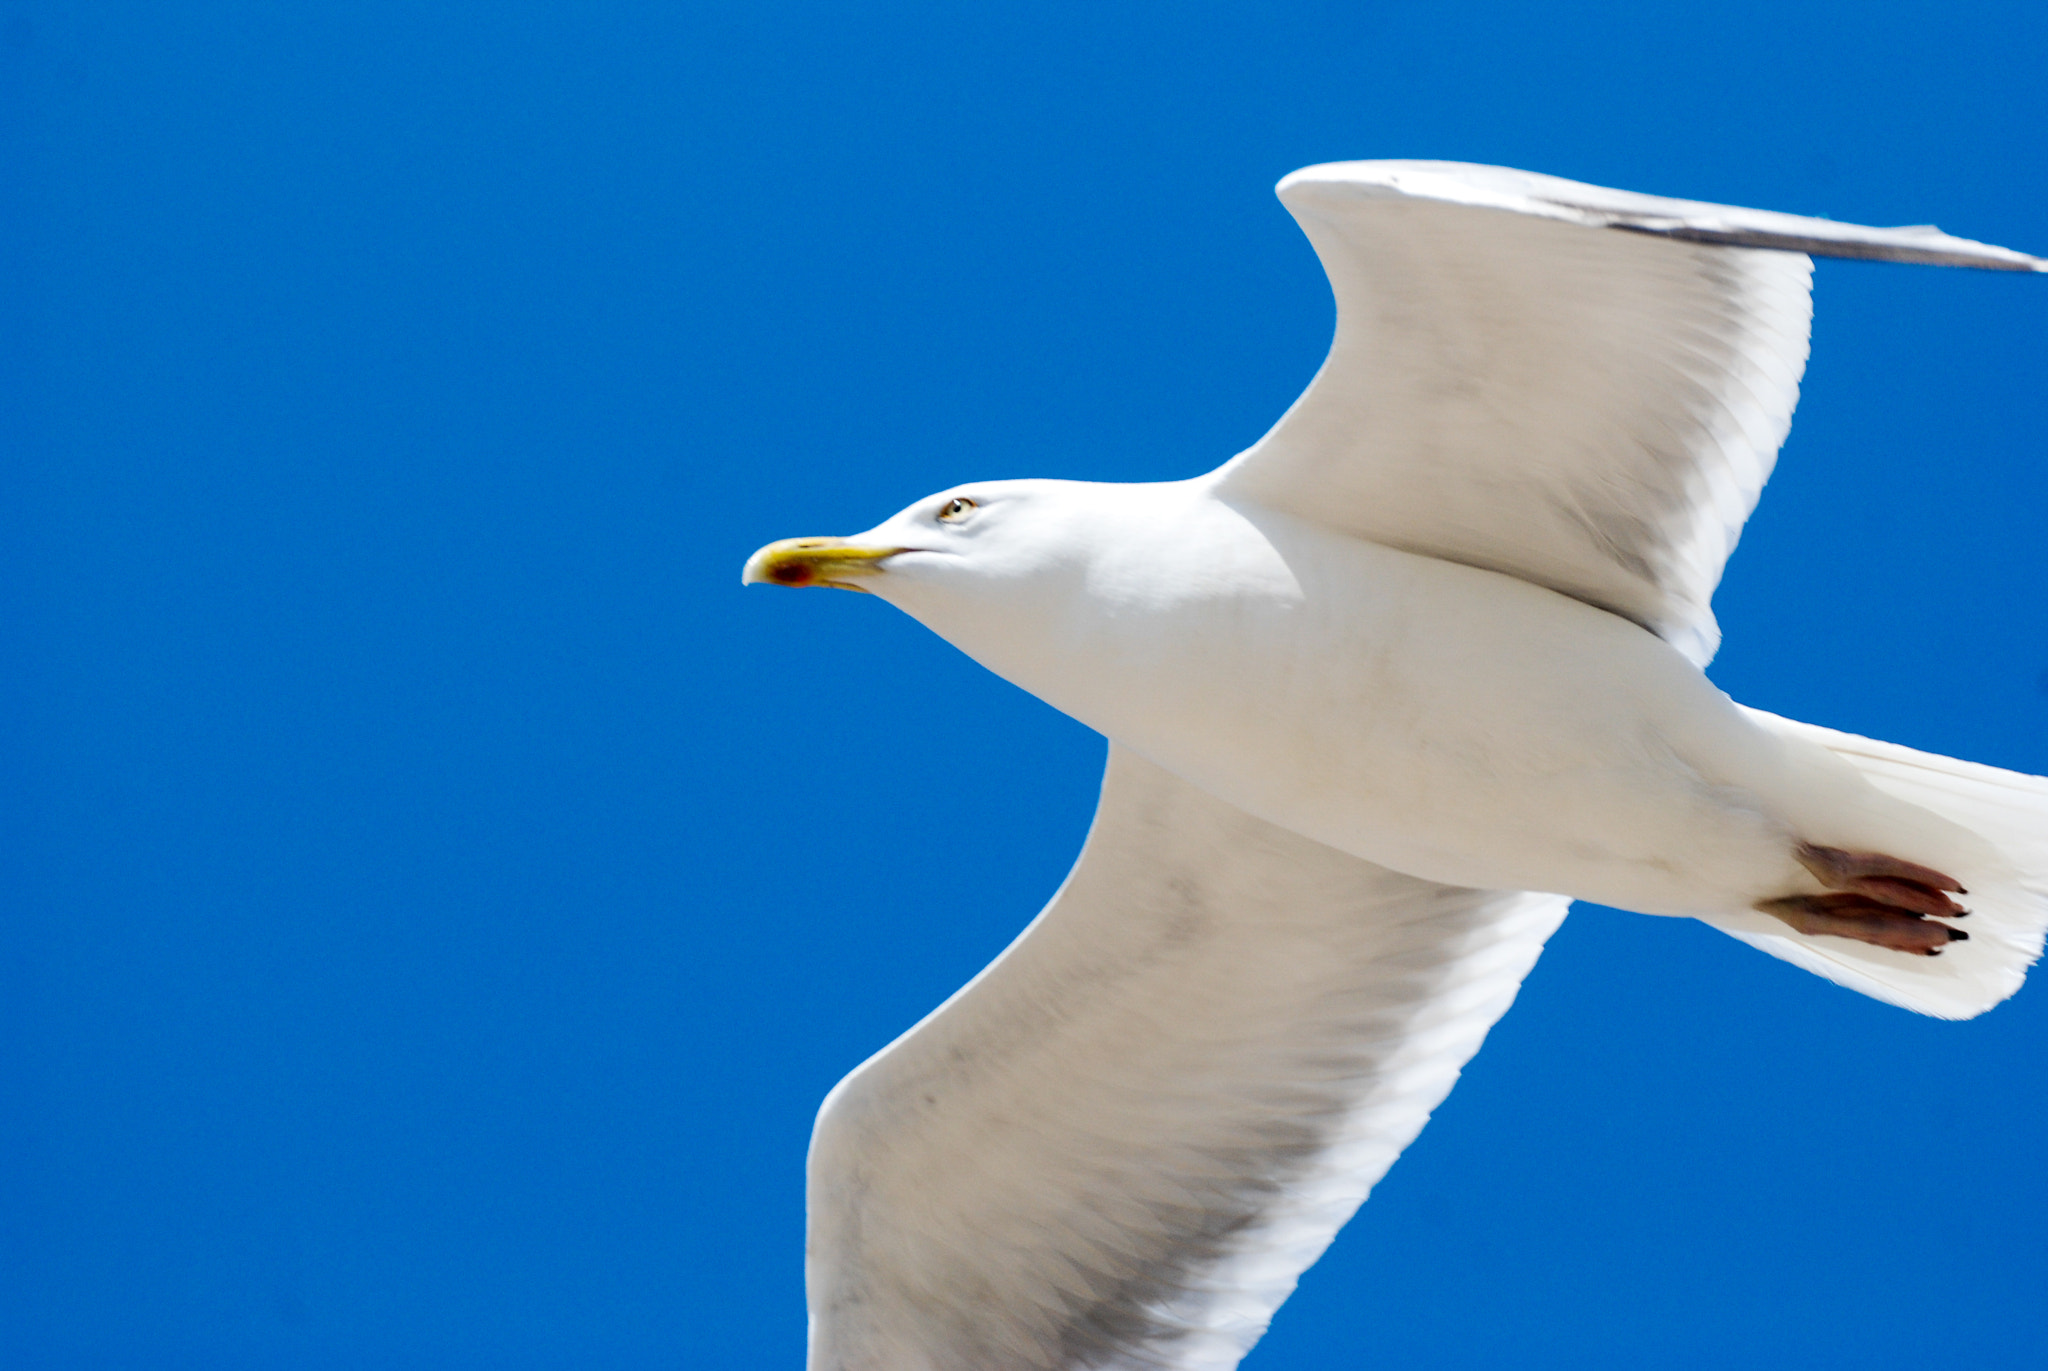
{"left": 1216, "top": 160, "right": 2044, "bottom": 665}
{"left": 805, "top": 746, "right": 1569, "bottom": 1371}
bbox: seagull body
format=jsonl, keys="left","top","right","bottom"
{"left": 743, "top": 162, "right": 2048, "bottom": 1371}
{"left": 865, "top": 475, "right": 1953, "bottom": 921}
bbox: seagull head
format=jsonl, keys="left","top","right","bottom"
{"left": 743, "top": 477, "right": 1186, "bottom": 696}
{"left": 741, "top": 478, "right": 1108, "bottom": 600}
{"left": 742, "top": 475, "right": 1276, "bottom": 718}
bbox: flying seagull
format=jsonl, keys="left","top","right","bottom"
{"left": 742, "top": 161, "right": 2048, "bottom": 1371}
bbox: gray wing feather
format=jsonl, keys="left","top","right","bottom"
{"left": 1325, "top": 161, "right": 2046, "bottom": 270}
{"left": 1216, "top": 160, "right": 2042, "bottom": 666}
{"left": 806, "top": 746, "right": 1569, "bottom": 1371}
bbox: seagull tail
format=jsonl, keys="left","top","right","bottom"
{"left": 1703, "top": 709, "right": 2048, "bottom": 1020}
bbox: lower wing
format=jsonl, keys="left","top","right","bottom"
{"left": 805, "top": 744, "right": 1570, "bottom": 1371}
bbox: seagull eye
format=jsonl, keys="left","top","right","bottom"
{"left": 937, "top": 497, "right": 978, "bottom": 523}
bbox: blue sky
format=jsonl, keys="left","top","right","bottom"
{"left": 5, "top": 2, "right": 2046, "bottom": 1367}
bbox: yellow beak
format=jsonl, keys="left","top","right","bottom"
{"left": 741, "top": 537, "right": 904, "bottom": 592}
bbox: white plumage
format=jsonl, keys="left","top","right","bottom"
{"left": 807, "top": 746, "right": 1568, "bottom": 1370}
{"left": 742, "top": 161, "right": 2048, "bottom": 1371}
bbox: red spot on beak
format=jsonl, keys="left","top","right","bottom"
{"left": 769, "top": 561, "right": 814, "bottom": 586}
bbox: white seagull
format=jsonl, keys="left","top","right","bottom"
{"left": 742, "top": 161, "right": 2048, "bottom": 1371}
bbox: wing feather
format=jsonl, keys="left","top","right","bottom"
{"left": 806, "top": 746, "right": 1568, "bottom": 1370}
{"left": 1215, "top": 160, "right": 2043, "bottom": 666}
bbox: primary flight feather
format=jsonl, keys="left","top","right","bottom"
{"left": 741, "top": 161, "right": 2048, "bottom": 1371}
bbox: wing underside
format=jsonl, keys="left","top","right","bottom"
{"left": 806, "top": 746, "right": 1569, "bottom": 1371}
{"left": 1217, "top": 161, "right": 2043, "bottom": 666}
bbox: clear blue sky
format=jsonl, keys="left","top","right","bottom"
{"left": 5, "top": 2, "right": 2046, "bottom": 1367}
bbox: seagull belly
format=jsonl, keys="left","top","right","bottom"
{"left": 1025, "top": 503, "right": 1826, "bottom": 918}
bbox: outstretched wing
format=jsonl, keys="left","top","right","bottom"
{"left": 806, "top": 746, "right": 1569, "bottom": 1371}
{"left": 1215, "top": 160, "right": 2044, "bottom": 666}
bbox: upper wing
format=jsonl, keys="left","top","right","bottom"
{"left": 1215, "top": 160, "right": 2045, "bottom": 666}
{"left": 806, "top": 746, "right": 1569, "bottom": 1371}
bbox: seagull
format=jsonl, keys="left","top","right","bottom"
{"left": 742, "top": 161, "right": 2048, "bottom": 1371}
